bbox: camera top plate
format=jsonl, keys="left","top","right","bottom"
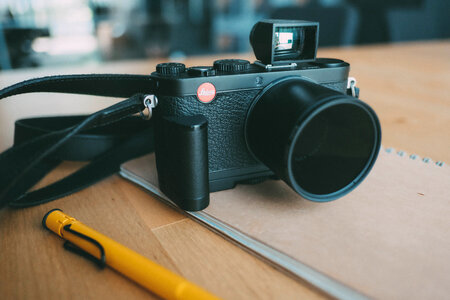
{"left": 151, "top": 58, "right": 349, "bottom": 97}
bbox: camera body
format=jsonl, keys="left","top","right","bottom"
{"left": 150, "top": 20, "right": 381, "bottom": 211}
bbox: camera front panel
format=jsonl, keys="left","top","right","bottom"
{"left": 156, "top": 89, "right": 263, "bottom": 175}
{"left": 154, "top": 66, "right": 349, "bottom": 192}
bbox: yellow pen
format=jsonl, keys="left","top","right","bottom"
{"left": 42, "top": 209, "right": 220, "bottom": 300}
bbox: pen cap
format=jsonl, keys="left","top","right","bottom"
{"left": 42, "top": 209, "right": 75, "bottom": 237}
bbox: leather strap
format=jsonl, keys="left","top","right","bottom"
{"left": 0, "top": 74, "right": 156, "bottom": 99}
{"left": 10, "top": 116, "right": 154, "bottom": 208}
{"left": 0, "top": 74, "right": 157, "bottom": 209}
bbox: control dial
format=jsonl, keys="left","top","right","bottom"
{"left": 156, "top": 62, "right": 186, "bottom": 76}
{"left": 310, "top": 58, "right": 347, "bottom": 68}
{"left": 213, "top": 59, "right": 250, "bottom": 72}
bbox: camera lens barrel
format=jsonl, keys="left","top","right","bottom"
{"left": 245, "top": 77, "right": 381, "bottom": 201}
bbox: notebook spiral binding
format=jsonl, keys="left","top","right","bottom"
{"left": 382, "top": 146, "right": 445, "bottom": 167}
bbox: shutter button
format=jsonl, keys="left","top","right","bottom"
{"left": 188, "top": 66, "right": 216, "bottom": 77}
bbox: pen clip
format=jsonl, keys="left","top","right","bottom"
{"left": 62, "top": 224, "right": 106, "bottom": 269}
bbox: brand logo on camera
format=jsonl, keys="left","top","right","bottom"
{"left": 197, "top": 82, "right": 216, "bottom": 103}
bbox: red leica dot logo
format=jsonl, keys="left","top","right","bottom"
{"left": 197, "top": 82, "right": 216, "bottom": 103}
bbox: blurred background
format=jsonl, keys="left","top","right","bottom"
{"left": 0, "top": 0, "right": 449, "bottom": 70}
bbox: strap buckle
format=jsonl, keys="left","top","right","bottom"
{"left": 140, "top": 94, "right": 159, "bottom": 120}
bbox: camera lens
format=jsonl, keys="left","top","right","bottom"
{"left": 245, "top": 77, "right": 381, "bottom": 201}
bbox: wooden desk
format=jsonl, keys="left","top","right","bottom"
{"left": 0, "top": 41, "right": 449, "bottom": 299}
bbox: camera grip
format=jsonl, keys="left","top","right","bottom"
{"left": 154, "top": 114, "right": 209, "bottom": 211}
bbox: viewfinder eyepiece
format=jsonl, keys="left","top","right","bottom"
{"left": 250, "top": 19, "right": 319, "bottom": 65}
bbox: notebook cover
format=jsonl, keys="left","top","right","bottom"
{"left": 120, "top": 149, "right": 450, "bottom": 300}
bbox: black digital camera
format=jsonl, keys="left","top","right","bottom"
{"left": 151, "top": 20, "right": 381, "bottom": 211}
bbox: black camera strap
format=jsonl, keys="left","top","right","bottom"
{"left": 0, "top": 74, "right": 157, "bottom": 209}
{"left": 0, "top": 74, "right": 361, "bottom": 210}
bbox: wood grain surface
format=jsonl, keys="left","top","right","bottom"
{"left": 0, "top": 41, "right": 449, "bottom": 299}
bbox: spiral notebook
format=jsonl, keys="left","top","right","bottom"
{"left": 120, "top": 148, "right": 450, "bottom": 300}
